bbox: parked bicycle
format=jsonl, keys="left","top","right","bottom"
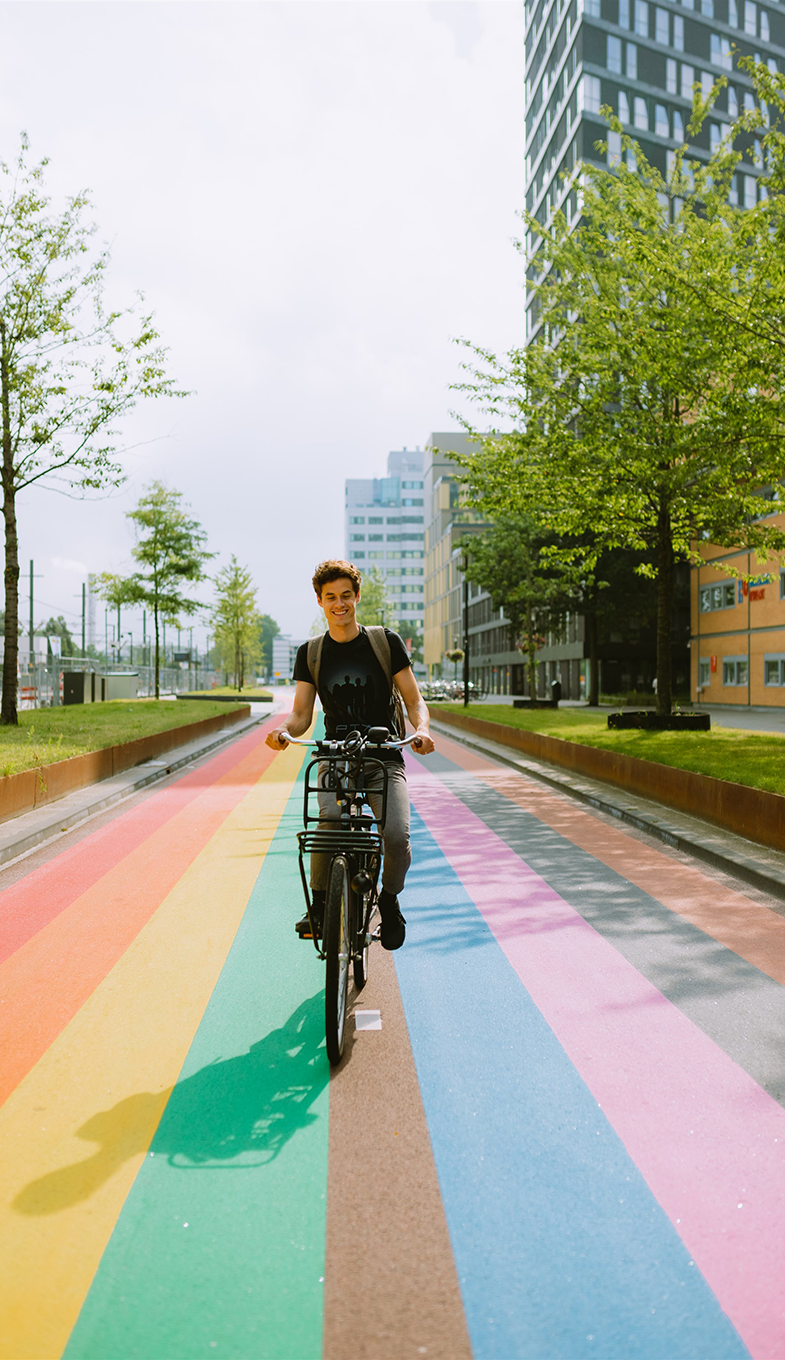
{"left": 281, "top": 726, "right": 419, "bottom": 1064}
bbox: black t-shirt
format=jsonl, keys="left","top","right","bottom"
{"left": 293, "top": 627, "right": 411, "bottom": 760}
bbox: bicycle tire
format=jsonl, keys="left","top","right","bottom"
{"left": 324, "top": 855, "right": 351, "bottom": 1065}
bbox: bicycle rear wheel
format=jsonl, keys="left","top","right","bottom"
{"left": 324, "top": 855, "right": 351, "bottom": 1065}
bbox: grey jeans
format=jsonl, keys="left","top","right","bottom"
{"left": 310, "top": 760, "right": 411, "bottom": 896}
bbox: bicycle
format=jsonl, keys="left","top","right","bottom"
{"left": 282, "top": 725, "right": 418, "bottom": 1065}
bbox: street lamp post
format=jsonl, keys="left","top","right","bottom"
{"left": 451, "top": 541, "right": 471, "bottom": 708}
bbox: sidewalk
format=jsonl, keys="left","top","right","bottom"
{"left": 0, "top": 700, "right": 282, "bottom": 868}
{"left": 430, "top": 715, "right": 785, "bottom": 907}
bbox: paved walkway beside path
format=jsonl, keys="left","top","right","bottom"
{"left": 1, "top": 712, "right": 783, "bottom": 1358}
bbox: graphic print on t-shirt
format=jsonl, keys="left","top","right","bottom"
{"left": 293, "top": 628, "right": 411, "bottom": 755}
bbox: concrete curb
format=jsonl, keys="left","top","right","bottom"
{"left": 430, "top": 717, "right": 785, "bottom": 907}
{"left": 0, "top": 705, "right": 280, "bottom": 869}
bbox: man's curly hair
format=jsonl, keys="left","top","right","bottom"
{"left": 312, "top": 559, "right": 362, "bottom": 597}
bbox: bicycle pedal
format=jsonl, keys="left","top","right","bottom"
{"left": 295, "top": 922, "right": 317, "bottom": 940}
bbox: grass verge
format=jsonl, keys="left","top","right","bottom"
{"left": 432, "top": 704, "right": 785, "bottom": 797}
{"left": 1, "top": 699, "right": 247, "bottom": 778}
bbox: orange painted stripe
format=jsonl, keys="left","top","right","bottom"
{"left": 433, "top": 728, "right": 785, "bottom": 987}
{"left": 0, "top": 715, "right": 281, "bottom": 966}
{"left": 0, "top": 731, "right": 279, "bottom": 1109}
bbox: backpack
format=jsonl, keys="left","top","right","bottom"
{"left": 306, "top": 625, "right": 407, "bottom": 739}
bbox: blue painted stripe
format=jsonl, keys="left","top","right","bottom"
{"left": 396, "top": 806, "right": 749, "bottom": 1360}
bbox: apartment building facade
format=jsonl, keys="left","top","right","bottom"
{"left": 344, "top": 449, "right": 425, "bottom": 667}
{"left": 692, "top": 524, "right": 785, "bottom": 705}
{"left": 525, "top": 0, "right": 784, "bottom": 336}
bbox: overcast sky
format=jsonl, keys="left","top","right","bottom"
{"left": 1, "top": 0, "right": 525, "bottom": 647}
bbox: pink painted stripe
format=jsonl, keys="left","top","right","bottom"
{"left": 406, "top": 754, "right": 785, "bottom": 1360}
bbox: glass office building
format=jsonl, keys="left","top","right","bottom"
{"left": 525, "top": 0, "right": 785, "bottom": 336}
{"left": 344, "top": 450, "right": 425, "bottom": 651}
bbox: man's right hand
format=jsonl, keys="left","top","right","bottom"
{"left": 265, "top": 727, "right": 291, "bottom": 751}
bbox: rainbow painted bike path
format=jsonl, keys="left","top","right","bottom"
{"left": 2, "top": 712, "right": 785, "bottom": 1360}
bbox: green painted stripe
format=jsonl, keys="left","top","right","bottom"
{"left": 64, "top": 749, "right": 329, "bottom": 1360}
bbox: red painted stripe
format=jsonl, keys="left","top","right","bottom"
{"left": 407, "top": 753, "right": 785, "bottom": 1360}
{"left": 0, "top": 729, "right": 282, "bottom": 1109}
{"left": 0, "top": 714, "right": 280, "bottom": 966}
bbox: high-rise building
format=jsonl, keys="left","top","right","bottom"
{"left": 524, "top": 0, "right": 784, "bottom": 336}
{"left": 344, "top": 449, "right": 426, "bottom": 659}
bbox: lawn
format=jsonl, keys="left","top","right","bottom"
{"left": 432, "top": 704, "right": 785, "bottom": 796}
{"left": 0, "top": 699, "right": 248, "bottom": 778}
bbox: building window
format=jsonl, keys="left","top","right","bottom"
{"left": 723, "top": 656, "right": 749, "bottom": 685}
{"left": 729, "top": 0, "right": 738, "bottom": 23}
{"left": 701, "top": 0, "right": 714, "bottom": 15}
{"left": 699, "top": 582, "right": 736, "bottom": 611}
{"left": 350, "top": 534, "right": 366, "bottom": 542}
{"left": 701, "top": 70, "right": 714, "bottom": 96}
{"left": 608, "top": 128, "right": 622, "bottom": 163}
{"left": 764, "top": 655, "right": 785, "bottom": 685}
{"left": 582, "top": 74, "right": 602, "bottom": 112}
{"left": 350, "top": 516, "right": 366, "bottom": 524}
{"left": 711, "top": 32, "right": 732, "bottom": 66}
{"left": 619, "top": 0, "right": 631, "bottom": 26}
{"left": 369, "top": 516, "right": 383, "bottom": 524}
{"left": 673, "top": 108, "right": 684, "bottom": 138}
{"left": 626, "top": 41, "right": 638, "bottom": 78}
{"left": 745, "top": 0, "right": 756, "bottom": 34}
{"left": 402, "top": 480, "right": 423, "bottom": 489}
{"left": 635, "top": 0, "right": 648, "bottom": 34}
{"left": 674, "top": 13, "right": 685, "bottom": 46}
{"left": 619, "top": 90, "right": 630, "bottom": 121}
{"left": 368, "top": 551, "right": 384, "bottom": 559}
{"left": 353, "top": 551, "right": 366, "bottom": 559}
{"left": 655, "top": 103, "right": 669, "bottom": 135}
{"left": 634, "top": 96, "right": 648, "bottom": 128}
{"left": 681, "top": 63, "right": 695, "bottom": 98}
{"left": 585, "top": 0, "right": 601, "bottom": 14}
{"left": 369, "top": 534, "right": 383, "bottom": 542}
{"left": 656, "top": 5, "right": 669, "bottom": 41}
{"left": 699, "top": 658, "right": 711, "bottom": 686}
{"left": 761, "top": 8, "right": 770, "bottom": 40}
{"left": 402, "top": 498, "right": 423, "bottom": 506}
{"left": 745, "top": 174, "right": 757, "bottom": 207}
{"left": 608, "top": 34, "right": 623, "bottom": 71}
{"left": 728, "top": 84, "right": 738, "bottom": 116}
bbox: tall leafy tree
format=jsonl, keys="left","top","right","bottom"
{"left": 455, "top": 100, "right": 785, "bottom": 714}
{"left": 258, "top": 613, "right": 281, "bottom": 675}
{"left": 464, "top": 516, "right": 581, "bottom": 700}
{"left": 0, "top": 138, "right": 184, "bottom": 723}
{"left": 98, "top": 482, "right": 212, "bottom": 699}
{"left": 355, "top": 566, "right": 398, "bottom": 630}
{"left": 212, "top": 556, "right": 261, "bottom": 691}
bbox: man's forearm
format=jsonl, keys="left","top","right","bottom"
{"left": 405, "top": 695, "right": 430, "bottom": 733}
{"left": 282, "top": 709, "right": 311, "bottom": 738}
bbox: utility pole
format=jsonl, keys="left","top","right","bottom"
{"left": 81, "top": 582, "right": 86, "bottom": 656}
{"left": 462, "top": 546, "right": 470, "bottom": 709}
{"left": 29, "top": 561, "right": 34, "bottom": 666}
{"left": 104, "top": 610, "right": 108, "bottom": 666}
{"left": 116, "top": 604, "right": 121, "bottom": 664}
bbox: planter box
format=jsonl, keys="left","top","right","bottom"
{"left": 434, "top": 709, "right": 785, "bottom": 855}
{"left": 177, "top": 693, "right": 273, "bottom": 703}
{"left": 608, "top": 711, "right": 711, "bottom": 731}
{"left": 0, "top": 704, "right": 250, "bottom": 824}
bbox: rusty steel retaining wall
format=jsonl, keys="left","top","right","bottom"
{"left": 434, "top": 709, "right": 785, "bottom": 855}
{"left": 0, "top": 705, "right": 251, "bottom": 824}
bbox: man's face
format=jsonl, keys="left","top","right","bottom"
{"left": 317, "top": 577, "right": 360, "bottom": 627}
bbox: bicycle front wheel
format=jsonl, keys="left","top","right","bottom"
{"left": 324, "top": 855, "right": 351, "bottom": 1065}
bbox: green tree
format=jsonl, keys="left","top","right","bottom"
{"left": 37, "top": 614, "right": 76, "bottom": 656}
{"left": 355, "top": 566, "right": 398, "bottom": 630}
{"left": 97, "top": 482, "right": 212, "bottom": 699}
{"left": 0, "top": 138, "right": 184, "bottom": 724}
{"left": 464, "top": 516, "right": 582, "bottom": 700}
{"left": 455, "top": 104, "right": 785, "bottom": 714}
{"left": 212, "top": 557, "right": 261, "bottom": 691}
{"left": 258, "top": 613, "right": 281, "bottom": 675}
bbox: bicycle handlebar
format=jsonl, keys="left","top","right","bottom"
{"left": 279, "top": 731, "right": 421, "bottom": 750}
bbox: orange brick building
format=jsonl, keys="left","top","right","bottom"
{"left": 692, "top": 523, "right": 785, "bottom": 707}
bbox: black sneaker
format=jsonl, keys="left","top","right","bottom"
{"left": 296, "top": 894, "right": 325, "bottom": 940}
{"left": 378, "top": 890, "right": 406, "bottom": 951}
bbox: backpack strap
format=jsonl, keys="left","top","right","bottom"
{"left": 365, "top": 626, "right": 406, "bottom": 738}
{"left": 306, "top": 634, "right": 326, "bottom": 691}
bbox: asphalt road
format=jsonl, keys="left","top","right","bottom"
{"left": 1, "top": 710, "right": 783, "bottom": 1359}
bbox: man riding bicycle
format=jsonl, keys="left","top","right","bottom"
{"left": 266, "top": 558, "right": 435, "bottom": 950}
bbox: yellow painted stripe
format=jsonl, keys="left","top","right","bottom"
{"left": 0, "top": 740, "right": 307, "bottom": 1360}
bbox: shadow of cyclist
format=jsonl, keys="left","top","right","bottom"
{"left": 14, "top": 993, "right": 327, "bottom": 1216}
